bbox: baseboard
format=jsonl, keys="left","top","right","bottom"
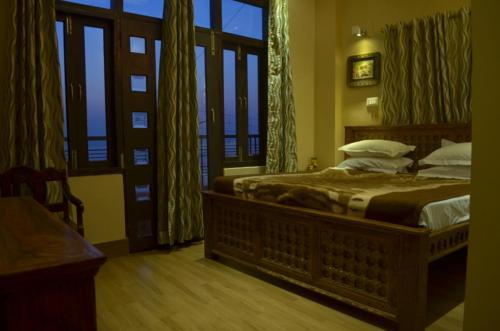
{"left": 94, "top": 239, "right": 129, "bottom": 258}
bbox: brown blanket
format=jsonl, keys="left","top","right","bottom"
{"left": 214, "top": 168, "right": 470, "bottom": 227}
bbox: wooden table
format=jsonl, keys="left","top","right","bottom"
{"left": 0, "top": 197, "right": 106, "bottom": 331}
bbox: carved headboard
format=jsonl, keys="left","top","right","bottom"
{"left": 344, "top": 124, "right": 471, "bottom": 168}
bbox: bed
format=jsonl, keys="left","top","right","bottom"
{"left": 202, "top": 124, "right": 471, "bottom": 331}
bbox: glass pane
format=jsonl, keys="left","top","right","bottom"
{"left": 247, "top": 54, "right": 260, "bottom": 157}
{"left": 63, "top": 0, "right": 111, "bottom": 9}
{"left": 135, "top": 184, "right": 151, "bottom": 202}
{"left": 131, "top": 75, "right": 147, "bottom": 92}
{"left": 194, "top": 0, "right": 211, "bottom": 28}
{"left": 196, "top": 46, "right": 208, "bottom": 188}
{"left": 88, "top": 139, "right": 107, "bottom": 162}
{"left": 222, "top": 0, "right": 263, "bottom": 40}
{"left": 155, "top": 40, "right": 161, "bottom": 97}
{"left": 56, "top": 21, "right": 69, "bottom": 161}
{"left": 133, "top": 148, "right": 150, "bottom": 166}
{"left": 130, "top": 36, "right": 146, "bottom": 54}
{"left": 84, "top": 26, "right": 108, "bottom": 162}
{"left": 132, "top": 112, "right": 148, "bottom": 129}
{"left": 223, "top": 49, "right": 237, "bottom": 158}
{"left": 124, "top": 0, "right": 163, "bottom": 19}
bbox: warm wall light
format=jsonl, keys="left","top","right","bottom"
{"left": 352, "top": 26, "right": 367, "bottom": 38}
{"left": 366, "top": 97, "right": 379, "bottom": 118}
{"left": 366, "top": 97, "right": 379, "bottom": 107}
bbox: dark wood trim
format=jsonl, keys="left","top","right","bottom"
{"left": 69, "top": 167, "right": 122, "bottom": 177}
{"left": 238, "top": 0, "right": 268, "bottom": 7}
{"left": 56, "top": 1, "right": 117, "bottom": 20}
{"left": 93, "top": 239, "right": 130, "bottom": 257}
{"left": 120, "top": 16, "right": 161, "bottom": 252}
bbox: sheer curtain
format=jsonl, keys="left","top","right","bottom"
{"left": 381, "top": 7, "right": 472, "bottom": 125}
{"left": 266, "top": 0, "right": 298, "bottom": 174}
{"left": 157, "top": 0, "right": 203, "bottom": 245}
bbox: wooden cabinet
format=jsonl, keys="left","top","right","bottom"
{"left": 0, "top": 197, "right": 106, "bottom": 331}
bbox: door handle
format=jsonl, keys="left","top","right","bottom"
{"left": 210, "top": 108, "right": 215, "bottom": 124}
{"left": 78, "top": 83, "right": 83, "bottom": 101}
{"left": 237, "top": 97, "right": 243, "bottom": 110}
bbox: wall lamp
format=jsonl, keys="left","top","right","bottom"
{"left": 366, "top": 97, "right": 379, "bottom": 118}
{"left": 352, "top": 26, "right": 367, "bottom": 38}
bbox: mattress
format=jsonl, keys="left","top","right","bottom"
{"left": 419, "top": 195, "right": 470, "bottom": 230}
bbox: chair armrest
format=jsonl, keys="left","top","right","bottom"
{"left": 62, "top": 183, "right": 85, "bottom": 237}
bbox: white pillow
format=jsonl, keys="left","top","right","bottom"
{"left": 335, "top": 157, "right": 414, "bottom": 174}
{"left": 417, "top": 166, "right": 471, "bottom": 179}
{"left": 419, "top": 142, "right": 471, "bottom": 166}
{"left": 339, "top": 140, "right": 416, "bottom": 158}
{"left": 441, "top": 138, "right": 456, "bottom": 147}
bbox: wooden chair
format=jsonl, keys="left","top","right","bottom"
{"left": 0, "top": 166, "right": 84, "bottom": 236}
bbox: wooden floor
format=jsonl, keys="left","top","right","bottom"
{"left": 95, "top": 242, "right": 465, "bottom": 331}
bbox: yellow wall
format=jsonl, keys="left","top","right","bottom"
{"left": 464, "top": 0, "right": 500, "bottom": 328}
{"left": 290, "top": 0, "right": 470, "bottom": 168}
{"left": 69, "top": 175, "right": 126, "bottom": 244}
{"left": 288, "top": 0, "right": 316, "bottom": 170}
{"left": 313, "top": 0, "right": 338, "bottom": 168}
{"left": 335, "top": 0, "right": 471, "bottom": 162}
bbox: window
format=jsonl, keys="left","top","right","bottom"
{"left": 222, "top": 0, "right": 264, "bottom": 40}
{"left": 123, "top": 0, "right": 164, "bottom": 19}
{"left": 56, "top": 14, "right": 116, "bottom": 171}
{"left": 56, "top": 0, "right": 267, "bottom": 250}
{"left": 219, "top": 1, "right": 267, "bottom": 167}
{"left": 194, "top": 0, "right": 211, "bottom": 28}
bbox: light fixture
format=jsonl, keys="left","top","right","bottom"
{"left": 366, "top": 97, "right": 379, "bottom": 118}
{"left": 352, "top": 26, "right": 367, "bottom": 38}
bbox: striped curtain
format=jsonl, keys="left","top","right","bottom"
{"left": 266, "top": 0, "right": 298, "bottom": 174}
{"left": 157, "top": 0, "right": 203, "bottom": 245}
{"left": 0, "top": 0, "right": 65, "bottom": 173}
{"left": 381, "top": 7, "right": 472, "bottom": 125}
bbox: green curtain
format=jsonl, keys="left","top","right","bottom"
{"left": 157, "top": 0, "right": 203, "bottom": 245}
{"left": 0, "top": 0, "right": 65, "bottom": 173}
{"left": 381, "top": 7, "right": 472, "bottom": 125}
{"left": 266, "top": 0, "right": 298, "bottom": 174}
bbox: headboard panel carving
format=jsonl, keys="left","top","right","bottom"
{"left": 344, "top": 124, "right": 471, "bottom": 170}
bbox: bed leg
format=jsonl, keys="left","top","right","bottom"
{"left": 203, "top": 193, "right": 216, "bottom": 259}
{"left": 397, "top": 234, "right": 429, "bottom": 331}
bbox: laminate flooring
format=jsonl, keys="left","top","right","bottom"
{"left": 95, "top": 242, "right": 465, "bottom": 331}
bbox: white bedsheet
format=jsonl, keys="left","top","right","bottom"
{"left": 419, "top": 195, "right": 470, "bottom": 230}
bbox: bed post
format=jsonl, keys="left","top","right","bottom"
{"left": 202, "top": 193, "right": 216, "bottom": 259}
{"left": 396, "top": 232, "right": 429, "bottom": 331}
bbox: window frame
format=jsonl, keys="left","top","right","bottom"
{"left": 216, "top": 0, "right": 268, "bottom": 167}
{"left": 56, "top": 11, "right": 120, "bottom": 176}
{"left": 57, "top": 0, "right": 269, "bottom": 176}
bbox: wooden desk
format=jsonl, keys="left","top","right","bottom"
{"left": 0, "top": 197, "right": 106, "bottom": 331}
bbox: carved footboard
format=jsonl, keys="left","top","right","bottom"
{"left": 428, "top": 222, "right": 469, "bottom": 262}
{"left": 203, "top": 192, "right": 437, "bottom": 331}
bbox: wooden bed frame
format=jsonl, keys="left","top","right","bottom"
{"left": 203, "top": 124, "right": 471, "bottom": 331}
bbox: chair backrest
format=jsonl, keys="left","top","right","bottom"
{"left": 0, "top": 166, "right": 69, "bottom": 214}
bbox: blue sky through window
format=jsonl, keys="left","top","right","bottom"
{"left": 124, "top": 0, "right": 164, "bottom": 19}
{"left": 222, "top": 0, "right": 263, "bottom": 40}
